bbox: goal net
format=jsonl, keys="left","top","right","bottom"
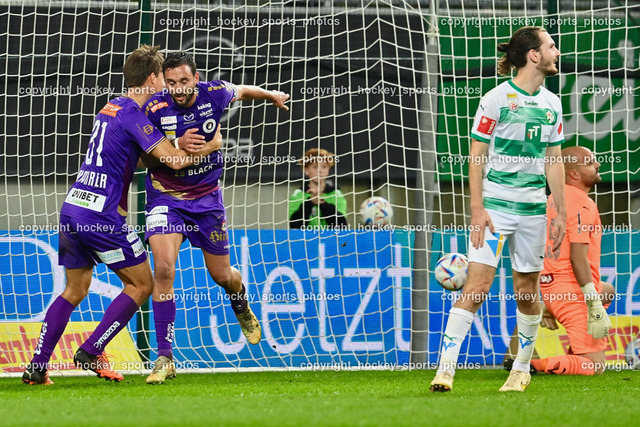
{"left": 0, "top": 0, "right": 638, "bottom": 375}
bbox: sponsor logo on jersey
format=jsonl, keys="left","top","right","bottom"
{"left": 143, "top": 124, "right": 154, "bottom": 135}
{"left": 65, "top": 189, "right": 106, "bottom": 212}
{"left": 126, "top": 231, "right": 139, "bottom": 243}
{"left": 99, "top": 102, "right": 122, "bottom": 117}
{"left": 131, "top": 239, "right": 145, "bottom": 257}
{"left": 477, "top": 116, "right": 496, "bottom": 135}
{"left": 146, "top": 213, "right": 168, "bottom": 229}
{"left": 95, "top": 248, "right": 125, "bottom": 265}
{"left": 199, "top": 109, "right": 213, "bottom": 117}
{"left": 183, "top": 113, "right": 195, "bottom": 122}
{"left": 540, "top": 273, "right": 554, "bottom": 284}
{"left": 210, "top": 229, "right": 228, "bottom": 243}
{"left": 148, "top": 205, "right": 169, "bottom": 215}
{"left": 525, "top": 123, "right": 542, "bottom": 142}
{"left": 151, "top": 101, "right": 169, "bottom": 113}
{"left": 163, "top": 124, "right": 177, "bottom": 130}
{"left": 161, "top": 116, "right": 177, "bottom": 125}
{"left": 557, "top": 122, "right": 563, "bottom": 134}
{"left": 507, "top": 93, "right": 518, "bottom": 111}
{"left": 198, "top": 103, "right": 211, "bottom": 110}
{"left": 203, "top": 118, "right": 217, "bottom": 133}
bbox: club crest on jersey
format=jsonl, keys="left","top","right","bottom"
{"left": 507, "top": 93, "right": 518, "bottom": 111}
{"left": 203, "top": 118, "right": 217, "bottom": 133}
{"left": 545, "top": 109, "right": 555, "bottom": 124}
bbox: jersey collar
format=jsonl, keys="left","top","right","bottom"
{"left": 508, "top": 79, "right": 541, "bottom": 97}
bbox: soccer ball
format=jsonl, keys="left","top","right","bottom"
{"left": 359, "top": 196, "right": 393, "bottom": 226}
{"left": 624, "top": 337, "right": 640, "bottom": 370}
{"left": 434, "top": 253, "right": 468, "bottom": 291}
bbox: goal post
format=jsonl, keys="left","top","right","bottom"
{"left": 1, "top": 1, "right": 639, "bottom": 376}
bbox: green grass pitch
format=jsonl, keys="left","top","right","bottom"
{"left": 1, "top": 369, "right": 638, "bottom": 426}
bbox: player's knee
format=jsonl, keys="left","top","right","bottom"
{"left": 154, "top": 260, "right": 176, "bottom": 285}
{"left": 134, "top": 280, "right": 153, "bottom": 300}
{"left": 61, "top": 286, "right": 89, "bottom": 306}
{"left": 211, "top": 270, "right": 232, "bottom": 288}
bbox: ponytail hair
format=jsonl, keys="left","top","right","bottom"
{"left": 497, "top": 27, "right": 546, "bottom": 76}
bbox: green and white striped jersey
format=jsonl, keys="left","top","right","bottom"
{"left": 470, "top": 80, "right": 564, "bottom": 216}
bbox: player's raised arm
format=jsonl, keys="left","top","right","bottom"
{"left": 236, "top": 85, "right": 290, "bottom": 110}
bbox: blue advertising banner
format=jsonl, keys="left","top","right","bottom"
{"left": 0, "top": 230, "right": 413, "bottom": 368}
{"left": 1, "top": 229, "right": 638, "bottom": 367}
{"left": 428, "top": 230, "right": 640, "bottom": 364}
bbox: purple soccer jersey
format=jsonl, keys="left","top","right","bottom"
{"left": 58, "top": 97, "right": 165, "bottom": 269}
{"left": 144, "top": 80, "right": 237, "bottom": 201}
{"left": 61, "top": 97, "right": 165, "bottom": 224}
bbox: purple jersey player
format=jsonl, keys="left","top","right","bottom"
{"left": 142, "top": 51, "right": 289, "bottom": 384}
{"left": 22, "top": 45, "right": 222, "bottom": 386}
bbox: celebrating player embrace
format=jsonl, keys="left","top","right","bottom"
{"left": 22, "top": 45, "right": 221, "bottom": 385}
{"left": 142, "top": 51, "right": 289, "bottom": 384}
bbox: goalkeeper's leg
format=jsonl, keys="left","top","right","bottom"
{"left": 146, "top": 233, "right": 182, "bottom": 385}
{"left": 431, "top": 262, "right": 494, "bottom": 392}
{"left": 531, "top": 282, "right": 614, "bottom": 375}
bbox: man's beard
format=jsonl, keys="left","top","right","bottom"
{"left": 172, "top": 88, "right": 196, "bottom": 106}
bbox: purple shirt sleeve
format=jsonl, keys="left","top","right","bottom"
{"left": 122, "top": 108, "right": 166, "bottom": 154}
{"left": 203, "top": 80, "right": 238, "bottom": 111}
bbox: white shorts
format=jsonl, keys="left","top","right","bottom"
{"left": 468, "top": 209, "right": 546, "bottom": 273}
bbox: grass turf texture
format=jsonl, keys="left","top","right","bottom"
{"left": 1, "top": 369, "right": 638, "bottom": 426}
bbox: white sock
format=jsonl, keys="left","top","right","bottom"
{"left": 437, "top": 307, "right": 474, "bottom": 375}
{"left": 512, "top": 309, "right": 542, "bottom": 373}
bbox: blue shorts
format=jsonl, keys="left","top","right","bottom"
{"left": 144, "top": 190, "right": 230, "bottom": 256}
{"left": 58, "top": 214, "right": 148, "bottom": 270}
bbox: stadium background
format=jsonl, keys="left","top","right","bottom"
{"left": 0, "top": 0, "right": 639, "bottom": 373}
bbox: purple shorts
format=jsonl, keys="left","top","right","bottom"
{"left": 144, "top": 190, "right": 230, "bottom": 256}
{"left": 58, "top": 214, "right": 148, "bottom": 270}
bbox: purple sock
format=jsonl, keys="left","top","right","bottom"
{"left": 230, "top": 284, "right": 248, "bottom": 315}
{"left": 80, "top": 293, "right": 138, "bottom": 356}
{"left": 31, "top": 296, "right": 75, "bottom": 370}
{"left": 153, "top": 299, "right": 176, "bottom": 359}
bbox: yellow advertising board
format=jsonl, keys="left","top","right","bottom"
{"left": 535, "top": 315, "right": 640, "bottom": 366}
{"left": 0, "top": 321, "right": 142, "bottom": 373}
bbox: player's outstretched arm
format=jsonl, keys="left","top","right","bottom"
{"left": 236, "top": 85, "right": 290, "bottom": 110}
{"left": 545, "top": 145, "right": 567, "bottom": 252}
